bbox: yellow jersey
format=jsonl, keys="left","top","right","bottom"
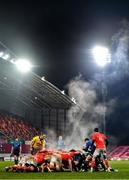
{"left": 32, "top": 136, "right": 46, "bottom": 150}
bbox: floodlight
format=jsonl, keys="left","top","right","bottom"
{"left": 15, "top": 59, "right": 32, "bottom": 73}
{"left": 0, "top": 52, "right": 4, "bottom": 57}
{"left": 41, "top": 76, "right": 45, "bottom": 81}
{"left": 92, "top": 46, "right": 111, "bottom": 67}
{"left": 2, "top": 54, "right": 10, "bottom": 60}
{"left": 10, "top": 59, "right": 15, "bottom": 64}
{"left": 71, "top": 97, "right": 76, "bottom": 104}
{"left": 61, "top": 90, "right": 65, "bottom": 95}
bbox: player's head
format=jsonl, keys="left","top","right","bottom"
{"left": 40, "top": 134, "right": 46, "bottom": 140}
{"left": 84, "top": 138, "right": 89, "bottom": 143}
{"left": 94, "top": 128, "right": 99, "bottom": 132}
{"left": 59, "top": 135, "right": 62, "bottom": 140}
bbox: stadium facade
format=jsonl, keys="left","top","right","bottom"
{"left": 0, "top": 59, "right": 74, "bottom": 137}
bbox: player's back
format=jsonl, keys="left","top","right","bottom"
{"left": 35, "top": 151, "right": 46, "bottom": 165}
{"left": 92, "top": 132, "right": 106, "bottom": 149}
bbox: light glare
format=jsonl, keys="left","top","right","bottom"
{"left": 0, "top": 52, "right": 4, "bottom": 57}
{"left": 15, "top": 59, "right": 32, "bottom": 73}
{"left": 92, "top": 46, "right": 111, "bottom": 67}
{"left": 2, "top": 54, "right": 10, "bottom": 60}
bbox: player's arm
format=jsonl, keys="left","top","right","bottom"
{"left": 30, "top": 139, "right": 35, "bottom": 151}
{"left": 19, "top": 144, "right": 22, "bottom": 155}
{"left": 11, "top": 145, "right": 14, "bottom": 155}
{"left": 91, "top": 139, "right": 95, "bottom": 148}
{"left": 42, "top": 140, "right": 47, "bottom": 150}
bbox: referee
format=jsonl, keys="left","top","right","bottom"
{"left": 11, "top": 138, "right": 22, "bottom": 165}
{"left": 30, "top": 134, "right": 46, "bottom": 155}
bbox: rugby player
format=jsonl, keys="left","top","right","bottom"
{"left": 90, "top": 128, "right": 110, "bottom": 172}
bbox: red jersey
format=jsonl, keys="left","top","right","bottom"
{"left": 35, "top": 151, "right": 46, "bottom": 164}
{"left": 92, "top": 132, "right": 107, "bottom": 149}
{"left": 60, "top": 152, "right": 72, "bottom": 161}
{"left": 69, "top": 151, "right": 80, "bottom": 157}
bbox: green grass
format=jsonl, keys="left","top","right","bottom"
{"left": 0, "top": 161, "right": 129, "bottom": 179}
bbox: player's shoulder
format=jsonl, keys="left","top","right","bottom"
{"left": 92, "top": 132, "right": 98, "bottom": 137}
{"left": 102, "top": 133, "right": 107, "bottom": 139}
{"left": 33, "top": 136, "right": 39, "bottom": 141}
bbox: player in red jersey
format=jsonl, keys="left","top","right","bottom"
{"left": 35, "top": 150, "right": 48, "bottom": 165}
{"left": 5, "top": 150, "right": 49, "bottom": 172}
{"left": 91, "top": 128, "right": 110, "bottom": 172}
{"left": 60, "top": 152, "right": 72, "bottom": 171}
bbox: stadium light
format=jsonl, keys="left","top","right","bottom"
{"left": 0, "top": 52, "right": 4, "bottom": 57}
{"left": 14, "top": 59, "right": 32, "bottom": 73}
{"left": 2, "top": 54, "right": 10, "bottom": 60}
{"left": 10, "top": 59, "right": 15, "bottom": 64}
{"left": 61, "top": 90, "right": 65, "bottom": 95}
{"left": 41, "top": 76, "right": 45, "bottom": 81}
{"left": 92, "top": 45, "right": 111, "bottom": 67}
{"left": 71, "top": 97, "right": 76, "bottom": 104}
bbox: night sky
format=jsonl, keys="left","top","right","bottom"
{"left": 1, "top": 0, "right": 129, "bottom": 144}
{"left": 0, "top": 0, "right": 128, "bottom": 88}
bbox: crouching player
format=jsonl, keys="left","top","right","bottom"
{"left": 5, "top": 150, "right": 49, "bottom": 172}
{"left": 5, "top": 155, "right": 40, "bottom": 172}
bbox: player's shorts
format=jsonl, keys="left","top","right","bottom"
{"left": 93, "top": 148, "right": 107, "bottom": 159}
{"left": 13, "top": 149, "right": 20, "bottom": 156}
{"left": 50, "top": 155, "right": 62, "bottom": 166}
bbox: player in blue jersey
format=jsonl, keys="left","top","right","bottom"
{"left": 82, "top": 138, "right": 96, "bottom": 171}
{"left": 11, "top": 138, "right": 22, "bottom": 164}
{"left": 83, "top": 138, "right": 96, "bottom": 155}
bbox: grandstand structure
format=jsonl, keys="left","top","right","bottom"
{"left": 109, "top": 146, "right": 129, "bottom": 160}
{"left": 0, "top": 57, "right": 75, "bottom": 138}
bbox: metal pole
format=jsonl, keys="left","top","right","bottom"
{"left": 101, "top": 70, "right": 107, "bottom": 134}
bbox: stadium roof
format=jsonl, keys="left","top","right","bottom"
{"left": 0, "top": 59, "right": 74, "bottom": 109}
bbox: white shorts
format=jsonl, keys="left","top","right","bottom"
{"left": 93, "top": 148, "right": 107, "bottom": 159}
{"left": 51, "top": 155, "right": 57, "bottom": 163}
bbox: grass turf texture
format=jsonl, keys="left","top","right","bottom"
{"left": 0, "top": 161, "right": 129, "bottom": 179}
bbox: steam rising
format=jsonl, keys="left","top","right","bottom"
{"left": 65, "top": 77, "right": 107, "bottom": 149}
{"left": 111, "top": 19, "right": 129, "bottom": 78}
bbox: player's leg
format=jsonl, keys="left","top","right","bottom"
{"left": 91, "top": 149, "right": 99, "bottom": 172}
{"left": 14, "top": 154, "right": 19, "bottom": 165}
{"left": 102, "top": 150, "right": 110, "bottom": 172}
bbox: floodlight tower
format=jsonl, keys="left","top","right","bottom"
{"left": 92, "top": 45, "right": 111, "bottom": 134}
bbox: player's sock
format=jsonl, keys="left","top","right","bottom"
{"left": 105, "top": 159, "right": 109, "bottom": 169}
{"left": 105, "top": 159, "right": 110, "bottom": 172}
{"left": 91, "top": 159, "right": 95, "bottom": 172}
{"left": 14, "top": 160, "right": 18, "bottom": 165}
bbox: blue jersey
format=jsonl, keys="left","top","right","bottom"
{"left": 85, "top": 139, "right": 96, "bottom": 154}
{"left": 12, "top": 140, "right": 21, "bottom": 151}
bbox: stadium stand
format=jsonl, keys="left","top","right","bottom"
{"left": 109, "top": 146, "right": 129, "bottom": 160}
{"left": 0, "top": 58, "right": 74, "bottom": 137}
{"left": 0, "top": 111, "right": 39, "bottom": 141}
